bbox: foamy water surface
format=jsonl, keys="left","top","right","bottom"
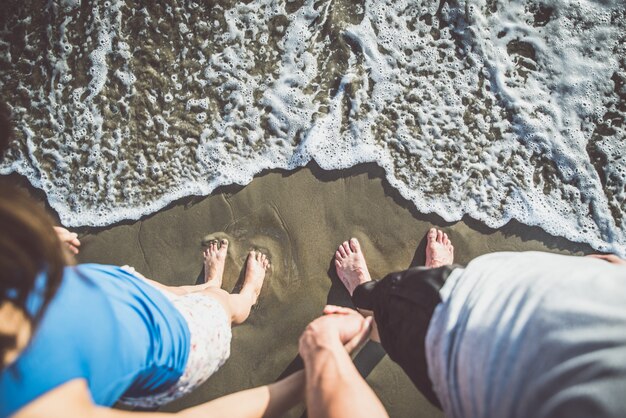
{"left": 1, "top": 0, "right": 625, "bottom": 256}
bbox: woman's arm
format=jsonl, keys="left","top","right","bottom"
{"left": 178, "top": 370, "right": 304, "bottom": 418}
{"left": 15, "top": 372, "right": 305, "bottom": 418}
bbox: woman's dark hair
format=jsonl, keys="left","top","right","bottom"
{"left": 0, "top": 183, "right": 66, "bottom": 368}
{"left": 0, "top": 102, "right": 13, "bottom": 157}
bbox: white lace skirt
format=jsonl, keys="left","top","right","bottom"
{"left": 119, "top": 281, "right": 232, "bottom": 409}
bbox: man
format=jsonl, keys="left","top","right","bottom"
{"left": 334, "top": 229, "right": 626, "bottom": 418}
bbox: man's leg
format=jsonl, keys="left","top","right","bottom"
{"left": 334, "top": 237, "right": 372, "bottom": 296}
{"left": 333, "top": 228, "right": 454, "bottom": 297}
{"left": 424, "top": 228, "right": 454, "bottom": 268}
{"left": 333, "top": 228, "right": 456, "bottom": 408}
{"left": 332, "top": 230, "right": 454, "bottom": 340}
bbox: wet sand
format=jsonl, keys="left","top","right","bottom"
{"left": 5, "top": 162, "right": 593, "bottom": 417}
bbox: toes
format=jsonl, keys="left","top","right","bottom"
{"left": 335, "top": 259, "right": 342, "bottom": 271}
{"left": 255, "top": 252, "right": 269, "bottom": 269}
{"left": 338, "top": 244, "right": 347, "bottom": 258}
{"left": 220, "top": 239, "right": 229, "bottom": 250}
{"left": 70, "top": 233, "right": 81, "bottom": 247}
{"left": 436, "top": 229, "right": 444, "bottom": 243}
{"left": 335, "top": 250, "right": 343, "bottom": 260}
{"left": 342, "top": 241, "right": 351, "bottom": 254}
{"left": 428, "top": 228, "right": 437, "bottom": 242}
{"left": 349, "top": 238, "right": 361, "bottom": 253}
{"left": 249, "top": 250, "right": 256, "bottom": 261}
{"left": 443, "top": 233, "right": 450, "bottom": 245}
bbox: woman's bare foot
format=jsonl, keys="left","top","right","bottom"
{"left": 425, "top": 228, "right": 454, "bottom": 268}
{"left": 54, "top": 226, "right": 81, "bottom": 254}
{"left": 203, "top": 239, "right": 229, "bottom": 288}
{"left": 241, "top": 250, "right": 270, "bottom": 304}
{"left": 334, "top": 238, "right": 372, "bottom": 296}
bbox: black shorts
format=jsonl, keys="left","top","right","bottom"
{"left": 352, "top": 265, "right": 461, "bottom": 408}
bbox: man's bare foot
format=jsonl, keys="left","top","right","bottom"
{"left": 241, "top": 250, "right": 270, "bottom": 304}
{"left": 425, "top": 228, "right": 454, "bottom": 268}
{"left": 334, "top": 238, "right": 372, "bottom": 296}
{"left": 203, "top": 239, "right": 229, "bottom": 288}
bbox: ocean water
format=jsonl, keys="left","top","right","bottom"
{"left": 0, "top": 0, "right": 624, "bottom": 256}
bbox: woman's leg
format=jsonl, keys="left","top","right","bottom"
{"left": 176, "top": 238, "right": 230, "bottom": 293}
{"left": 123, "top": 239, "right": 230, "bottom": 296}
{"left": 198, "top": 250, "right": 269, "bottom": 325}
{"left": 121, "top": 266, "right": 189, "bottom": 296}
{"left": 129, "top": 239, "right": 269, "bottom": 324}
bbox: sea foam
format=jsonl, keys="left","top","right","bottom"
{"left": 0, "top": 0, "right": 624, "bottom": 256}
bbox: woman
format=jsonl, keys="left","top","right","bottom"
{"left": 0, "top": 183, "right": 301, "bottom": 417}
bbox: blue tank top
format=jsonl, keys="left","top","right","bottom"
{"left": 0, "top": 264, "right": 190, "bottom": 417}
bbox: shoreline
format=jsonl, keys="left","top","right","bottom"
{"left": 4, "top": 161, "right": 595, "bottom": 256}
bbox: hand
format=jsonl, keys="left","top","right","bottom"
{"left": 54, "top": 226, "right": 81, "bottom": 255}
{"left": 323, "top": 304, "right": 380, "bottom": 345}
{"left": 587, "top": 253, "right": 626, "bottom": 266}
{"left": 299, "top": 306, "right": 372, "bottom": 362}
